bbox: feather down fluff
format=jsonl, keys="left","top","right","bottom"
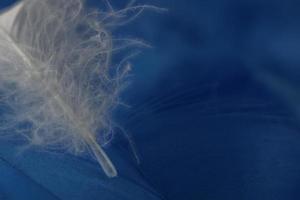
{"left": 0, "top": 0, "right": 153, "bottom": 177}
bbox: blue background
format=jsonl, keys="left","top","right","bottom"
{"left": 1, "top": 0, "right": 300, "bottom": 200}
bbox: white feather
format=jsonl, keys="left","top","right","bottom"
{"left": 0, "top": 0, "right": 135, "bottom": 178}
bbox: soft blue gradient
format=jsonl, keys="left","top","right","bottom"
{"left": 116, "top": 0, "right": 300, "bottom": 200}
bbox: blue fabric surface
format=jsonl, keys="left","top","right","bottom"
{"left": 0, "top": 140, "right": 162, "bottom": 200}
{"left": 115, "top": 0, "right": 300, "bottom": 199}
